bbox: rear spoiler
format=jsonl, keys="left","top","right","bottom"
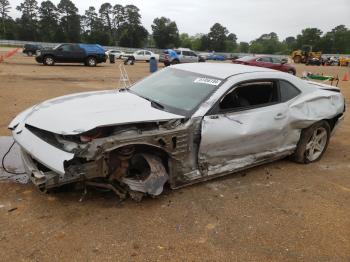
{"left": 306, "top": 80, "right": 341, "bottom": 92}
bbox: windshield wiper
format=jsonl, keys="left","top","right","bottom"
{"left": 150, "top": 100, "right": 164, "bottom": 109}
{"left": 127, "top": 89, "right": 165, "bottom": 110}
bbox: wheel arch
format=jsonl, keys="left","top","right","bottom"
{"left": 324, "top": 114, "right": 343, "bottom": 132}
{"left": 43, "top": 54, "right": 55, "bottom": 59}
{"left": 86, "top": 55, "right": 97, "bottom": 60}
{"left": 107, "top": 143, "right": 173, "bottom": 174}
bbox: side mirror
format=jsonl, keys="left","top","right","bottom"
{"left": 281, "top": 59, "right": 287, "bottom": 64}
{"left": 58, "top": 47, "right": 63, "bottom": 51}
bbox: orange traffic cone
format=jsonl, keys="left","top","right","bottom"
{"left": 342, "top": 73, "right": 349, "bottom": 81}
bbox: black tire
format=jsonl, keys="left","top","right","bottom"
{"left": 86, "top": 56, "right": 97, "bottom": 67}
{"left": 43, "top": 56, "right": 55, "bottom": 66}
{"left": 292, "top": 120, "right": 330, "bottom": 164}
{"left": 171, "top": 59, "right": 179, "bottom": 65}
{"left": 288, "top": 70, "right": 296, "bottom": 75}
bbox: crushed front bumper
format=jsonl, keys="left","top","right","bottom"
{"left": 20, "top": 146, "right": 104, "bottom": 190}
{"left": 21, "top": 149, "right": 62, "bottom": 189}
{"left": 12, "top": 123, "right": 79, "bottom": 189}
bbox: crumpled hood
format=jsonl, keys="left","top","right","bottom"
{"left": 11, "top": 90, "right": 184, "bottom": 135}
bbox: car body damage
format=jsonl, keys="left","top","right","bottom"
{"left": 9, "top": 64, "right": 345, "bottom": 200}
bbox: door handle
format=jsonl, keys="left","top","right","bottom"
{"left": 274, "top": 113, "right": 286, "bottom": 120}
{"left": 209, "top": 115, "right": 219, "bottom": 119}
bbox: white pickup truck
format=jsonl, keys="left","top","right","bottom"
{"left": 123, "top": 50, "right": 159, "bottom": 63}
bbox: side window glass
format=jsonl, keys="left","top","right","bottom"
{"left": 61, "top": 45, "right": 71, "bottom": 51}
{"left": 258, "top": 57, "right": 272, "bottom": 63}
{"left": 219, "top": 81, "right": 279, "bottom": 111}
{"left": 272, "top": 57, "right": 281, "bottom": 64}
{"left": 137, "top": 51, "right": 144, "bottom": 55}
{"left": 145, "top": 51, "right": 151, "bottom": 55}
{"left": 279, "top": 80, "right": 301, "bottom": 102}
{"left": 71, "top": 45, "right": 80, "bottom": 51}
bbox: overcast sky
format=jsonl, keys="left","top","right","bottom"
{"left": 9, "top": 0, "right": 350, "bottom": 42}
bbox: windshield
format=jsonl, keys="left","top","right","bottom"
{"left": 130, "top": 68, "right": 223, "bottom": 116}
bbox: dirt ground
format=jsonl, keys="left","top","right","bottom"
{"left": 0, "top": 49, "right": 350, "bottom": 261}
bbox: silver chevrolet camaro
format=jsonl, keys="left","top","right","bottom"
{"left": 9, "top": 63, "right": 345, "bottom": 200}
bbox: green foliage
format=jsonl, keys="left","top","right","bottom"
{"left": 16, "top": 0, "right": 39, "bottom": 40}
{"left": 296, "top": 28, "right": 323, "bottom": 50}
{"left": 190, "top": 34, "right": 203, "bottom": 51}
{"left": 118, "top": 5, "right": 148, "bottom": 47}
{"left": 320, "top": 25, "right": 350, "bottom": 54}
{"left": 180, "top": 23, "right": 237, "bottom": 52}
{"left": 0, "top": 0, "right": 11, "bottom": 36}
{"left": 179, "top": 33, "right": 192, "bottom": 49}
{"left": 38, "top": 1, "right": 58, "bottom": 41}
{"left": 207, "top": 23, "right": 229, "bottom": 51}
{"left": 81, "top": 6, "right": 110, "bottom": 45}
{"left": 152, "top": 17, "right": 180, "bottom": 48}
{"left": 238, "top": 42, "right": 249, "bottom": 53}
{"left": 249, "top": 32, "right": 282, "bottom": 54}
{"left": 57, "top": 0, "right": 80, "bottom": 42}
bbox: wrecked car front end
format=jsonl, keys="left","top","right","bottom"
{"left": 10, "top": 113, "right": 201, "bottom": 199}
{"left": 8, "top": 66, "right": 217, "bottom": 199}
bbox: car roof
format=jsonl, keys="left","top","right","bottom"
{"left": 171, "top": 63, "right": 277, "bottom": 79}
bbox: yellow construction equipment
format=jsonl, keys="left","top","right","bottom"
{"left": 291, "top": 45, "right": 322, "bottom": 64}
{"left": 339, "top": 56, "right": 350, "bottom": 67}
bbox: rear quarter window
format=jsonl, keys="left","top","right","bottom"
{"left": 279, "top": 80, "right": 301, "bottom": 102}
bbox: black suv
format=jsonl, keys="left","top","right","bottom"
{"left": 23, "top": 44, "right": 42, "bottom": 56}
{"left": 35, "top": 43, "right": 107, "bottom": 66}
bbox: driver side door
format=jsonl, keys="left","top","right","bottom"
{"left": 198, "top": 79, "right": 293, "bottom": 176}
{"left": 55, "top": 44, "right": 74, "bottom": 62}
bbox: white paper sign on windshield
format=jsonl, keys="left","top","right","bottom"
{"left": 194, "top": 77, "right": 222, "bottom": 86}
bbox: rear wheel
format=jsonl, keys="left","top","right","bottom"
{"left": 292, "top": 121, "right": 330, "bottom": 163}
{"left": 86, "top": 56, "right": 97, "bottom": 67}
{"left": 43, "top": 56, "right": 54, "bottom": 66}
{"left": 171, "top": 59, "right": 179, "bottom": 65}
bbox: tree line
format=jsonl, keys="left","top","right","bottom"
{"left": 0, "top": 0, "right": 349, "bottom": 54}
